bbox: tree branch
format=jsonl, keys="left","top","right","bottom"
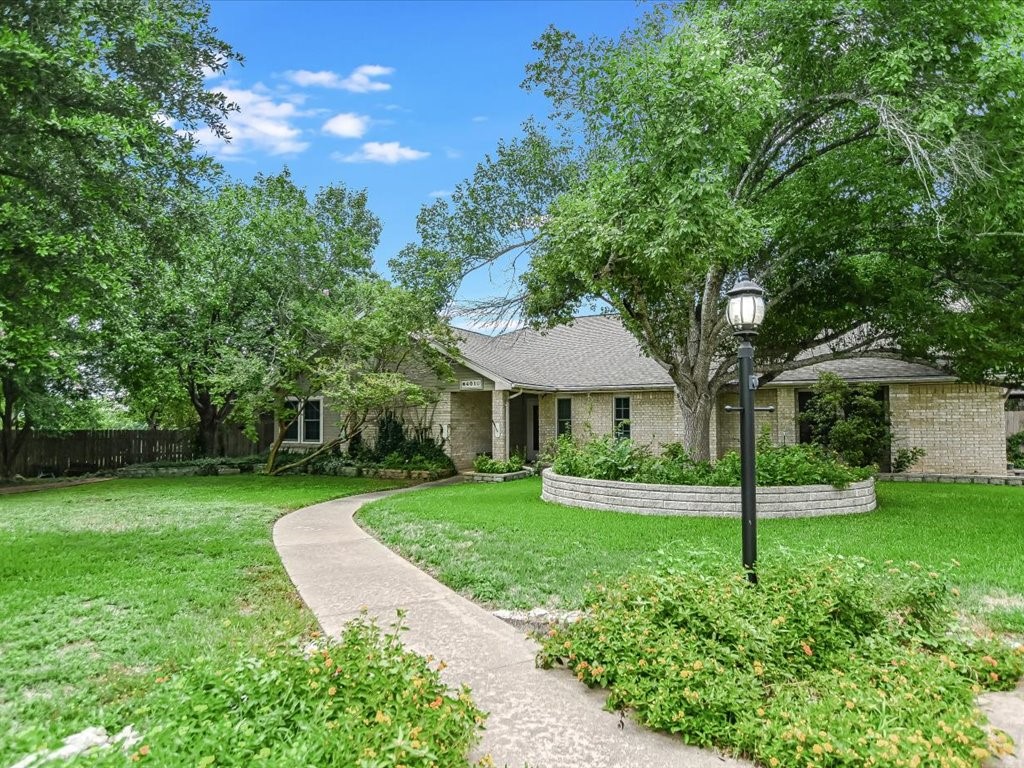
{"left": 757, "top": 121, "right": 879, "bottom": 199}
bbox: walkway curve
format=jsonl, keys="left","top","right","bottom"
{"left": 274, "top": 479, "right": 752, "bottom": 768}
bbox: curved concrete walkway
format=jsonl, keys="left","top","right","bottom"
{"left": 274, "top": 480, "right": 751, "bottom": 768}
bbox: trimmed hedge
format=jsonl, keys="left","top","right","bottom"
{"left": 552, "top": 434, "right": 874, "bottom": 489}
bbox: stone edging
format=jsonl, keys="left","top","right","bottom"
{"left": 540, "top": 468, "right": 876, "bottom": 518}
{"left": 464, "top": 469, "right": 533, "bottom": 483}
{"left": 878, "top": 472, "right": 1023, "bottom": 486}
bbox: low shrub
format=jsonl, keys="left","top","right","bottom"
{"left": 1008, "top": 430, "right": 1024, "bottom": 469}
{"left": 552, "top": 434, "right": 873, "bottom": 488}
{"left": 118, "top": 455, "right": 263, "bottom": 475}
{"left": 472, "top": 453, "right": 525, "bottom": 474}
{"left": 539, "top": 556, "right": 1023, "bottom": 768}
{"left": 87, "top": 617, "right": 484, "bottom": 766}
{"left": 291, "top": 433, "right": 455, "bottom": 476}
{"left": 800, "top": 372, "right": 891, "bottom": 468}
{"left": 892, "top": 446, "right": 927, "bottom": 473}
{"left": 552, "top": 435, "right": 652, "bottom": 481}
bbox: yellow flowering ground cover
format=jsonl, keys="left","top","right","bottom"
{"left": 538, "top": 557, "right": 1023, "bottom": 768}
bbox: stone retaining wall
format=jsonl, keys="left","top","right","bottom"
{"left": 541, "top": 468, "right": 876, "bottom": 518}
{"left": 878, "top": 472, "right": 1023, "bottom": 486}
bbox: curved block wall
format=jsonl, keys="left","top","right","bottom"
{"left": 540, "top": 468, "right": 876, "bottom": 518}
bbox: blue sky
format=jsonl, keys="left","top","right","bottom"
{"left": 201, "top": 1, "right": 644, "bottom": 308}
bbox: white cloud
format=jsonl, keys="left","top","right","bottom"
{"left": 191, "top": 84, "right": 309, "bottom": 157}
{"left": 335, "top": 141, "right": 429, "bottom": 164}
{"left": 444, "top": 147, "right": 462, "bottom": 159}
{"left": 285, "top": 65, "right": 394, "bottom": 93}
{"left": 471, "top": 115, "right": 488, "bottom": 123}
{"left": 286, "top": 69, "right": 339, "bottom": 87}
{"left": 428, "top": 190, "right": 451, "bottom": 198}
{"left": 322, "top": 112, "right": 370, "bottom": 138}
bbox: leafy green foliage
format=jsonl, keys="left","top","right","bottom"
{"left": 374, "top": 412, "right": 409, "bottom": 459}
{"left": 552, "top": 434, "right": 873, "bottom": 488}
{"left": 106, "top": 171, "right": 453, "bottom": 469}
{"left": 472, "top": 453, "right": 525, "bottom": 474}
{"left": 551, "top": 434, "right": 653, "bottom": 482}
{"left": 800, "top": 373, "right": 890, "bottom": 468}
{"left": 87, "top": 618, "right": 483, "bottom": 767}
{"left": 398, "top": 1, "right": 1024, "bottom": 457}
{"left": 1008, "top": 431, "right": 1024, "bottom": 469}
{"left": 539, "top": 556, "right": 1023, "bottom": 766}
{"left": 892, "top": 446, "right": 928, "bottom": 474}
{"left": 281, "top": 414, "right": 455, "bottom": 475}
{"left": 0, "top": 0, "right": 237, "bottom": 477}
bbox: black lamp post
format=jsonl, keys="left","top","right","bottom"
{"left": 725, "top": 279, "right": 767, "bottom": 585}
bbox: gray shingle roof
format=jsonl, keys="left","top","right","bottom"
{"left": 455, "top": 315, "right": 953, "bottom": 390}
{"left": 769, "top": 358, "right": 954, "bottom": 385}
{"left": 455, "top": 315, "right": 673, "bottom": 390}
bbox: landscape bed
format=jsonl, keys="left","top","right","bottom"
{"left": 541, "top": 468, "right": 876, "bottom": 517}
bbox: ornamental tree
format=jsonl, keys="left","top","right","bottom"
{"left": 398, "top": 0, "right": 1024, "bottom": 460}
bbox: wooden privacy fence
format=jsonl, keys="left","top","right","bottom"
{"left": 1008, "top": 410, "right": 1024, "bottom": 438}
{"left": 12, "top": 428, "right": 258, "bottom": 476}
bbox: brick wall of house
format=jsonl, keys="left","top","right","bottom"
{"left": 448, "top": 391, "right": 493, "bottom": 469}
{"left": 491, "top": 390, "right": 509, "bottom": 461}
{"left": 536, "top": 389, "right": 683, "bottom": 456}
{"left": 390, "top": 392, "right": 451, "bottom": 450}
{"left": 538, "top": 394, "right": 556, "bottom": 455}
{"left": 888, "top": 383, "right": 1006, "bottom": 474}
{"left": 715, "top": 389, "right": 780, "bottom": 456}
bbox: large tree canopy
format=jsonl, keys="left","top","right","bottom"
{"left": 399, "top": 0, "right": 1024, "bottom": 459}
{"left": 110, "top": 171, "right": 452, "bottom": 466}
{"left": 0, "top": 0, "right": 238, "bottom": 476}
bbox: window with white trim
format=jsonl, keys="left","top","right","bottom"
{"left": 614, "top": 396, "right": 631, "bottom": 439}
{"left": 283, "top": 398, "right": 323, "bottom": 444}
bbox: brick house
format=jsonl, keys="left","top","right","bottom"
{"left": 283, "top": 315, "right": 1007, "bottom": 474}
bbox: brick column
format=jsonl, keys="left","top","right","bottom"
{"left": 491, "top": 390, "right": 509, "bottom": 461}
{"left": 708, "top": 394, "right": 719, "bottom": 458}
{"left": 775, "top": 387, "right": 798, "bottom": 446}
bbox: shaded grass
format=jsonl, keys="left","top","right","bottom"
{"left": 0, "top": 475, "right": 403, "bottom": 762}
{"left": 358, "top": 479, "right": 1024, "bottom": 613}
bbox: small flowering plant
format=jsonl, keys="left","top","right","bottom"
{"left": 538, "top": 555, "right": 1024, "bottom": 767}
{"left": 86, "top": 614, "right": 484, "bottom": 766}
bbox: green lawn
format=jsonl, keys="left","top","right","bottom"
{"left": 358, "top": 478, "right": 1024, "bottom": 625}
{"left": 0, "top": 475, "right": 404, "bottom": 763}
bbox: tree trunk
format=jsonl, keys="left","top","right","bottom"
{"left": 1, "top": 375, "right": 29, "bottom": 479}
{"left": 674, "top": 386, "right": 716, "bottom": 462}
{"left": 191, "top": 387, "right": 235, "bottom": 458}
{"left": 264, "top": 417, "right": 289, "bottom": 474}
{"left": 195, "top": 406, "right": 220, "bottom": 458}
